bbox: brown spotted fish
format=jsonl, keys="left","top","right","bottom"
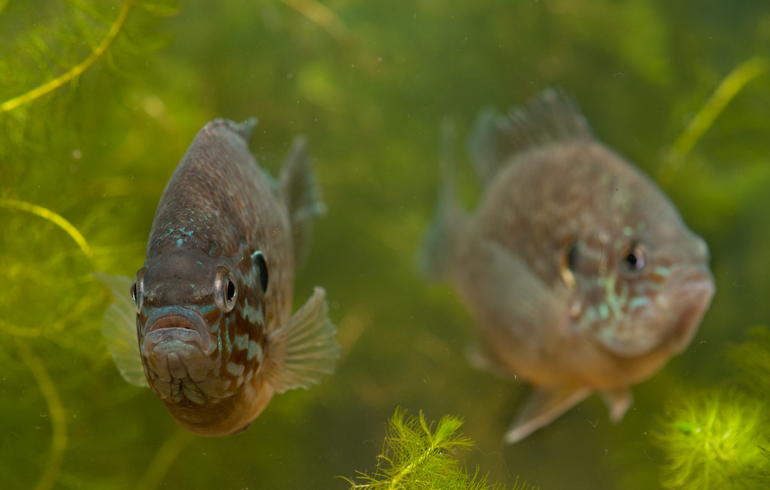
{"left": 96, "top": 119, "right": 340, "bottom": 436}
{"left": 419, "top": 89, "right": 714, "bottom": 443}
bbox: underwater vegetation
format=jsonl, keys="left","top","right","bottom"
{"left": 653, "top": 327, "right": 770, "bottom": 488}
{"left": 3, "top": 0, "right": 770, "bottom": 489}
{"left": 345, "top": 408, "right": 535, "bottom": 490}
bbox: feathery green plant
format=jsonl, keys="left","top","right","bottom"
{"left": 345, "top": 408, "right": 535, "bottom": 490}
{"left": 654, "top": 328, "right": 770, "bottom": 488}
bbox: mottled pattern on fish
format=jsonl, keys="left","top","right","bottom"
{"left": 419, "top": 88, "right": 714, "bottom": 443}
{"left": 98, "top": 119, "right": 340, "bottom": 437}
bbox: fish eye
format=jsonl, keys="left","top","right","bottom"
{"left": 621, "top": 242, "right": 645, "bottom": 273}
{"left": 215, "top": 267, "right": 238, "bottom": 313}
{"left": 130, "top": 269, "right": 145, "bottom": 313}
{"left": 252, "top": 251, "right": 269, "bottom": 293}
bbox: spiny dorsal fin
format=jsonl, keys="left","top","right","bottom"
{"left": 207, "top": 117, "right": 258, "bottom": 142}
{"left": 262, "top": 287, "right": 341, "bottom": 393}
{"left": 279, "top": 137, "right": 327, "bottom": 267}
{"left": 467, "top": 87, "right": 593, "bottom": 186}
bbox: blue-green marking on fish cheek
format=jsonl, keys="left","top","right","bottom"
{"left": 654, "top": 266, "right": 671, "bottom": 277}
{"left": 176, "top": 238, "right": 183, "bottom": 247}
{"left": 599, "top": 304, "right": 610, "bottom": 320}
{"left": 623, "top": 226, "right": 633, "bottom": 236}
{"left": 629, "top": 297, "right": 650, "bottom": 310}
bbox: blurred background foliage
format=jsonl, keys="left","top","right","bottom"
{"left": 1, "top": 0, "right": 770, "bottom": 489}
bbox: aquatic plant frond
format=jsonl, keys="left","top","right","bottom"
{"left": 653, "top": 390, "right": 768, "bottom": 489}
{"left": 344, "top": 408, "right": 534, "bottom": 490}
{"left": 659, "top": 57, "right": 768, "bottom": 185}
{"left": 0, "top": 198, "right": 96, "bottom": 270}
{"left": 0, "top": 0, "right": 133, "bottom": 113}
{"left": 729, "top": 326, "right": 770, "bottom": 394}
{"left": 17, "top": 339, "right": 68, "bottom": 490}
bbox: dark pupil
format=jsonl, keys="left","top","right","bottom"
{"left": 255, "top": 253, "right": 269, "bottom": 292}
{"left": 567, "top": 243, "right": 579, "bottom": 270}
{"left": 131, "top": 283, "right": 137, "bottom": 303}
{"left": 626, "top": 253, "right": 638, "bottom": 267}
{"left": 226, "top": 279, "right": 236, "bottom": 301}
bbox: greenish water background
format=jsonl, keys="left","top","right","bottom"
{"left": 1, "top": 0, "right": 770, "bottom": 488}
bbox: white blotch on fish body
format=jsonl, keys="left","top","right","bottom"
{"left": 226, "top": 362, "right": 245, "bottom": 376}
{"left": 242, "top": 300, "right": 264, "bottom": 324}
{"left": 234, "top": 332, "right": 250, "bottom": 350}
{"left": 247, "top": 340, "right": 263, "bottom": 361}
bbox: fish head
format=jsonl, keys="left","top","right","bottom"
{"left": 564, "top": 160, "right": 715, "bottom": 359}
{"left": 132, "top": 248, "right": 268, "bottom": 404}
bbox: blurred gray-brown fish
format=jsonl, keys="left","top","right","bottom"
{"left": 419, "top": 88, "right": 714, "bottom": 443}
{"left": 96, "top": 118, "right": 341, "bottom": 437}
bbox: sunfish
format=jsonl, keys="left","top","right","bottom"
{"left": 96, "top": 119, "right": 341, "bottom": 437}
{"left": 419, "top": 89, "right": 714, "bottom": 443}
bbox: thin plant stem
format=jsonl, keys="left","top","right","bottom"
{"left": 659, "top": 57, "right": 768, "bottom": 185}
{"left": 0, "top": 198, "right": 96, "bottom": 270}
{"left": 17, "top": 339, "right": 68, "bottom": 490}
{"left": 279, "top": 0, "right": 351, "bottom": 41}
{"left": 135, "top": 429, "right": 194, "bottom": 490}
{"left": 0, "top": 0, "right": 132, "bottom": 113}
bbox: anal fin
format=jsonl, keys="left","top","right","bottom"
{"left": 504, "top": 384, "right": 591, "bottom": 444}
{"left": 601, "top": 387, "right": 633, "bottom": 423}
{"left": 262, "top": 287, "right": 341, "bottom": 393}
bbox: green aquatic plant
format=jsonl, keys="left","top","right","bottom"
{"left": 345, "top": 408, "right": 534, "bottom": 490}
{"left": 654, "top": 328, "right": 770, "bottom": 488}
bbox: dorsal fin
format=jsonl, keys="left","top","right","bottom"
{"left": 207, "top": 117, "right": 258, "bottom": 142}
{"left": 467, "top": 87, "right": 594, "bottom": 186}
{"left": 279, "top": 137, "right": 326, "bottom": 267}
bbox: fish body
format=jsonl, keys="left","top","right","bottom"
{"left": 97, "top": 119, "right": 340, "bottom": 436}
{"left": 419, "top": 89, "right": 714, "bottom": 443}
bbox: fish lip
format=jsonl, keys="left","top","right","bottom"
{"left": 667, "top": 269, "right": 715, "bottom": 352}
{"left": 143, "top": 306, "right": 213, "bottom": 357}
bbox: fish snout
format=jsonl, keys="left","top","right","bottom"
{"left": 143, "top": 307, "right": 214, "bottom": 357}
{"left": 666, "top": 269, "right": 715, "bottom": 353}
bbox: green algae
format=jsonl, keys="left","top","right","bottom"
{"left": 1, "top": 0, "right": 770, "bottom": 489}
{"left": 345, "top": 408, "right": 535, "bottom": 490}
{"left": 654, "top": 328, "right": 770, "bottom": 488}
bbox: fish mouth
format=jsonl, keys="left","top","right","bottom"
{"left": 666, "top": 270, "right": 715, "bottom": 353}
{"left": 143, "top": 306, "right": 213, "bottom": 357}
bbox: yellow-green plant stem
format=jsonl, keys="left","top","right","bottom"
{"left": 17, "top": 339, "right": 68, "bottom": 490}
{"left": 280, "top": 0, "right": 351, "bottom": 41}
{"left": 0, "top": 198, "right": 96, "bottom": 270}
{"left": 0, "top": 0, "right": 133, "bottom": 113}
{"left": 136, "top": 429, "right": 194, "bottom": 490}
{"left": 659, "top": 57, "right": 768, "bottom": 185}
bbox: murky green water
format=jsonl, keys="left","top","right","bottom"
{"left": 2, "top": 1, "right": 770, "bottom": 488}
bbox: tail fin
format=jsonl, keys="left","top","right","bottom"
{"left": 416, "top": 120, "right": 464, "bottom": 281}
{"left": 279, "top": 137, "right": 327, "bottom": 267}
{"left": 467, "top": 87, "right": 593, "bottom": 187}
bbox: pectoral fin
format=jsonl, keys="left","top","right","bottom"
{"left": 262, "top": 287, "right": 342, "bottom": 393}
{"left": 602, "top": 387, "right": 633, "bottom": 423}
{"left": 93, "top": 272, "right": 149, "bottom": 388}
{"left": 504, "top": 384, "right": 591, "bottom": 444}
